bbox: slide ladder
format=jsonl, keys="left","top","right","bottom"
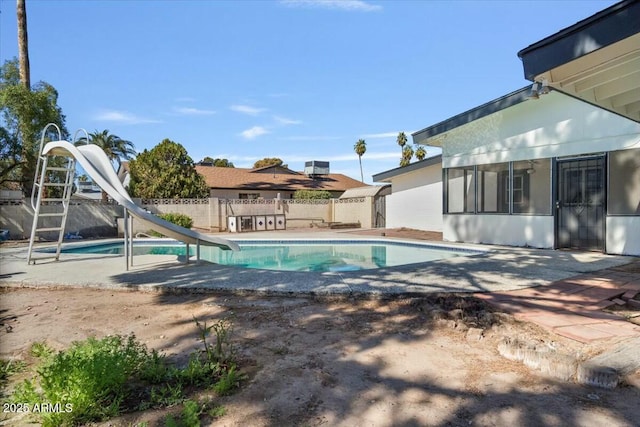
{"left": 26, "top": 125, "right": 78, "bottom": 264}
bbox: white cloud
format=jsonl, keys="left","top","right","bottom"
{"left": 173, "top": 107, "right": 217, "bottom": 116}
{"left": 230, "top": 104, "right": 266, "bottom": 115}
{"left": 93, "top": 110, "right": 160, "bottom": 124}
{"left": 273, "top": 115, "right": 302, "bottom": 125}
{"left": 280, "top": 0, "right": 382, "bottom": 12}
{"left": 240, "top": 126, "right": 270, "bottom": 139}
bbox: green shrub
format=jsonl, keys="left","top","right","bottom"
{"left": 9, "top": 320, "right": 242, "bottom": 426}
{"left": 293, "top": 190, "right": 332, "bottom": 200}
{"left": 159, "top": 213, "right": 193, "bottom": 229}
{"left": 149, "top": 212, "right": 194, "bottom": 237}
{"left": 13, "top": 335, "right": 153, "bottom": 426}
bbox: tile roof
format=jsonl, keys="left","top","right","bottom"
{"left": 196, "top": 165, "right": 364, "bottom": 192}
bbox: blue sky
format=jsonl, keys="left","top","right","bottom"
{"left": 1, "top": 0, "right": 617, "bottom": 183}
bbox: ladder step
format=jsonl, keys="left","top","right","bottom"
{"left": 41, "top": 198, "right": 65, "bottom": 202}
{"left": 35, "top": 227, "right": 63, "bottom": 232}
{"left": 43, "top": 182, "right": 71, "bottom": 187}
{"left": 46, "top": 166, "right": 72, "bottom": 171}
{"left": 38, "top": 212, "right": 65, "bottom": 217}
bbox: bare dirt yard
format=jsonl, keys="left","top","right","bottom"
{"left": 1, "top": 286, "right": 639, "bottom": 427}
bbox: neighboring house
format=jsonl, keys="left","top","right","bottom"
{"left": 372, "top": 155, "right": 443, "bottom": 232}
{"left": 195, "top": 164, "right": 364, "bottom": 199}
{"left": 73, "top": 180, "right": 102, "bottom": 201}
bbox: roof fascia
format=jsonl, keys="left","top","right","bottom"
{"left": 517, "top": 0, "right": 640, "bottom": 81}
{"left": 372, "top": 155, "right": 442, "bottom": 182}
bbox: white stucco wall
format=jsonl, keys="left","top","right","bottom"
{"left": 443, "top": 215, "right": 554, "bottom": 248}
{"left": 606, "top": 216, "right": 640, "bottom": 256}
{"left": 384, "top": 163, "right": 443, "bottom": 232}
{"left": 440, "top": 92, "right": 640, "bottom": 168}
{"left": 433, "top": 92, "right": 640, "bottom": 255}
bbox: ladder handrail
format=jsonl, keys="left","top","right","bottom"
{"left": 72, "top": 128, "right": 89, "bottom": 145}
{"left": 30, "top": 123, "right": 63, "bottom": 212}
{"left": 27, "top": 124, "right": 77, "bottom": 265}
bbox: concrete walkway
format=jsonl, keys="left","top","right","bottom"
{"left": 475, "top": 259, "right": 640, "bottom": 343}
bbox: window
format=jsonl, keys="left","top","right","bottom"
{"left": 609, "top": 148, "right": 640, "bottom": 215}
{"left": 446, "top": 167, "right": 475, "bottom": 213}
{"left": 239, "top": 193, "right": 260, "bottom": 200}
{"left": 512, "top": 159, "right": 551, "bottom": 214}
{"left": 444, "top": 158, "right": 552, "bottom": 215}
{"left": 477, "top": 163, "right": 509, "bottom": 213}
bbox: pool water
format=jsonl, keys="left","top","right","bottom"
{"left": 53, "top": 240, "right": 482, "bottom": 272}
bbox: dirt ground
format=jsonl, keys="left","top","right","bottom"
{"left": 1, "top": 286, "right": 639, "bottom": 427}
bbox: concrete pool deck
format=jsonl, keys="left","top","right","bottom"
{"left": 1, "top": 228, "right": 639, "bottom": 345}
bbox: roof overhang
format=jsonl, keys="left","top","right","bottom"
{"left": 372, "top": 155, "right": 442, "bottom": 182}
{"left": 412, "top": 88, "right": 530, "bottom": 147}
{"left": 518, "top": 0, "right": 640, "bottom": 122}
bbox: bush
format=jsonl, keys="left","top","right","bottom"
{"left": 10, "top": 320, "right": 243, "bottom": 426}
{"left": 159, "top": 213, "right": 193, "bottom": 229}
{"left": 293, "top": 190, "right": 332, "bottom": 200}
{"left": 13, "top": 335, "right": 152, "bottom": 426}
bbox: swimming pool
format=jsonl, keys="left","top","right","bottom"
{"left": 50, "top": 239, "right": 484, "bottom": 272}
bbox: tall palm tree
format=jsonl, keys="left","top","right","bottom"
{"left": 415, "top": 145, "right": 427, "bottom": 161}
{"left": 17, "top": 0, "right": 30, "bottom": 89}
{"left": 354, "top": 139, "right": 366, "bottom": 182}
{"left": 86, "top": 130, "right": 136, "bottom": 168}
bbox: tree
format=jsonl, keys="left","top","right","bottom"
{"left": 17, "top": 0, "right": 30, "bottom": 90}
{"left": 354, "top": 138, "right": 366, "bottom": 182}
{"left": 73, "top": 130, "right": 135, "bottom": 200}
{"left": 253, "top": 158, "right": 286, "bottom": 169}
{"left": 400, "top": 145, "right": 414, "bottom": 167}
{"left": 396, "top": 131, "right": 409, "bottom": 167}
{"left": 415, "top": 145, "right": 427, "bottom": 161}
{"left": 128, "top": 139, "right": 209, "bottom": 199}
{"left": 200, "top": 157, "right": 234, "bottom": 167}
{"left": 396, "top": 132, "right": 407, "bottom": 149}
{"left": 83, "top": 130, "right": 135, "bottom": 169}
{"left": 0, "top": 58, "right": 67, "bottom": 196}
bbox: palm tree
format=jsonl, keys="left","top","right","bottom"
{"left": 396, "top": 131, "right": 407, "bottom": 149}
{"left": 76, "top": 130, "right": 135, "bottom": 201}
{"left": 354, "top": 139, "right": 366, "bottom": 182}
{"left": 17, "top": 0, "right": 30, "bottom": 89}
{"left": 415, "top": 145, "right": 427, "bottom": 161}
{"left": 400, "top": 145, "right": 414, "bottom": 167}
{"left": 86, "top": 130, "right": 136, "bottom": 168}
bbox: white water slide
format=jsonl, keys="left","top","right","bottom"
{"left": 27, "top": 137, "right": 239, "bottom": 267}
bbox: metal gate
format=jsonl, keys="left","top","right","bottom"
{"left": 374, "top": 195, "right": 386, "bottom": 228}
{"left": 556, "top": 156, "right": 606, "bottom": 251}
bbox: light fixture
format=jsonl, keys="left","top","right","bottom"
{"left": 526, "top": 160, "right": 536, "bottom": 174}
{"left": 539, "top": 78, "right": 550, "bottom": 95}
{"left": 528, "top": 81, "right": 540, "bottom": 99}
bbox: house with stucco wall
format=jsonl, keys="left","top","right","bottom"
{"left": 376, "top": 0, "right": 640, "bottom": 255}
{"left": 413, "top": 86, "right": 640, "bottom": 255}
